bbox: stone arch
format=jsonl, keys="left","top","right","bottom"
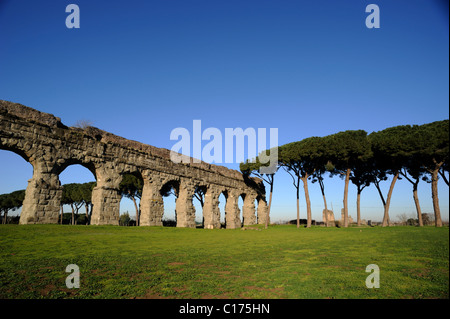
{"left": 1, "top": 100, "right": 267, "bottom": 227}
{"left": 0, "top": 141, "right": 60, "bottom": 225}
{"left": 53, "top": 159, "right": 97, "bottom": 180}
{"left": 58, "top": 161, "right": 97, "bottom": 225}
{"left": 160, "top": 179, "right": 180, "bottom": 197}
{"left": 0, "top": 144, "right": 33, "bottom": 165}
{"left": 0, "top": 127, "right": 38, "bottom": 167}
{"left": 0, "top": 149, "right": 33, "bottom": 224}
{"left": 0, "top": 136, "right": 47, "bottom": 225}
{"left": 56, "top": 161, "right": 97, "bottom": 225}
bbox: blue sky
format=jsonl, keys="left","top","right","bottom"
{"left": 0, "top": 0, "right": 448, "bottom": 223}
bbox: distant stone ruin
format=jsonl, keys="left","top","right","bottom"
{"left": 340, "top": 209, "right": 354, "bottom": 225}
{"left": 322, "top": 209, "right": 335, "bottom": 227}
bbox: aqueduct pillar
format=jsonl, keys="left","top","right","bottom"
{"left": 139, "top": 177, "right": 164, "bottom": 226}
{"left": 242, "top": 194, "right": 257, "bottom": 226}
{"left": 224, "top": 191, "right": 241, "bottom": 229}
{"left": 21, "top": 160, "right": 62, "bottom": 224}
{"left": 176, "top": 180, "right": 196, "bottom": 228}
{"left": 256, "top": 197, "right": 268, "bottom": 225}
{"left": 202, "top": 185, "right": 222, "bottom": 229}
{"left": 90, "top": 167, "right": 122, "bottom": 225}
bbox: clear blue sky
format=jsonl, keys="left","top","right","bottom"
{"left": 0, "top": 0, "right": 448, "bottom": 223}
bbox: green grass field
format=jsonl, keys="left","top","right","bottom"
{"left": 0, "top": 224, "right": 448, "bottom": 299}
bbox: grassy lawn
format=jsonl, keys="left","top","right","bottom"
{"left": 0, "top": 224, "right": 448, "bottom": 299}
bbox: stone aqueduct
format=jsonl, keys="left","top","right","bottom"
{"left": 0, "top": 100, "right": 268, "bottom": 228}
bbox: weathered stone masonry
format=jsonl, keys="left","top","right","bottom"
{"left": 0, "top": 100, "right": 268, "bottom": 228}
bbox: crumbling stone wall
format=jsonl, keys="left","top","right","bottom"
{"left": 0, "top": 100, "right": 267, "bottom": 228}
{"left": 322, "top": 209, "right": 334, "bottom": 227}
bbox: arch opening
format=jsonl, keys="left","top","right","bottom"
{"left": 119, "top": 172, "right": 144, "bottom": 226}
{"left": 0, "top": 150, "right": 32, "bottom": 224}
{"left": 193, "top": 185, "right": 207, "bottom": 228}
{"left": 59, "top": 164, "right": 97, "bottom": 225}
{"left": 238, "top": 193, "right": 245, "bottom": 227}
{"left": 160, "top": 180, "right": 180, "bottom": 227}
{"left": 218, "top": 191, "right": 227, "bottom": 228}
{"left": 54, "top": 160, "right": 96, "bottom": 178}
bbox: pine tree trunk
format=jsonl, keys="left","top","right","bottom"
{"left": 357, "top": 187, "right": 361, "bottom": 226}
{"left": 382, "top": 171, "right": 399, "bottom": 227}
{"left": 75, "top": 207, "right": 79, "bottom": 225}
{"left": 85, "top": 204, "right": 89, "bottom": 225}
{"left": 431, "top": 168, "right": 442, "bottom": 227}
{"left": 131, "top": 196, "right": 139, "bottom": 226}
{"left": 412, "top": 182, "right": 423, "bottom": 227}
{"left": 323, "top": 194, "right": 328, "bottom": 227}
{"left": 343, "top": 168, "right": 351, "bottom": 228}
{"left": 296, "top": 176, "right": 300, "bottom": 229}
{"left": 302, "top": 175, "right": 312, "bottom": 228}
{"left": 319, "top": 179, "right": 328, "bottom": 227}
{"left": 88, "top": 203, "right": 92, "bottom": 225}
{"left": 60, "top": 205, "right": 64, "bottom": 224}
{"left": 266, "top": 181, "right": 273, "bottom": 229}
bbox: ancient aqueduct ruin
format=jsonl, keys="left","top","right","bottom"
{"left": 0, "top": 100, "right": 267, "bottom": 228}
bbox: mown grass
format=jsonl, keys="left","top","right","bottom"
{"left": 0, "top": 224, "right": 448, "bottom": 299}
